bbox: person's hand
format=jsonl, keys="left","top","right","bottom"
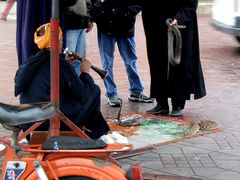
{"left": 80, "top": 59, "right": 91, "bottom": 73}
{"left": 65, "top": 53, "right": 75, "bottom": 64}
{"left": 170, "top": 19, "right": 178, "bottom": 27}
{"left": 86, "top": 22, "right": 93, "bottom": 33}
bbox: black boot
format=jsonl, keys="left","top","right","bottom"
{"left": 170, "top": 99, "right": 185, "bottom": 117}
{"left": 170, "top": 106, "right": 183, "bottom": 117}
{"left": 146, "top": 103, "right": 169, "bottom": 115}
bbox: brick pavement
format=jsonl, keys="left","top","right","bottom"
{"left": 1, "top": 14, "right": 240, "bottom": 179}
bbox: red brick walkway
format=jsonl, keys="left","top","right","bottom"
{"left": 1, "top": 15, "right": 240, "bottom": 179}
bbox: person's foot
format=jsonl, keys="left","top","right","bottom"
{"left": 170, "top": 107, "right": 183, "bottom": 117}
{"left": 128, "top": 92, "right": 154, "bottom": 103}
{"left": 0, "top": 17, "right": 7, "bottom": 21}
{"left": 146, "top": 104, "right": 169, "bottom": 115}
{"left": 99, "top": 131, "right": 128, "bottom": 144}
{"left": 107, "top": 95, "right": 122, "bottom": 107}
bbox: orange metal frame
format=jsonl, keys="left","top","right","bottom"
{"left": 1, "top": 2, "right": 143, "bottom": 179}
{"left": 1, "top": 140, "right": 134, "bottom": 179}
{"left": 0, "top": 106, "right": 137, "bottom": 179}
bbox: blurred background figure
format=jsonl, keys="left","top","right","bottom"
{"left": 16, "top": 0, "right": 77, "bottom": 66}
{"left": 0, "top": 0, "right": 16, "bottom": 21}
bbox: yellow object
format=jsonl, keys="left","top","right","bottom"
{"left": 34, "top": 23, "right": 62, "bottom": 49}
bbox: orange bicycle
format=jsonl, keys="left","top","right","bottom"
{"left": 0, "top": 1, "right": 143, "bottom": 178}
{"left": 0, "top": 102, "right": 143, "bottom": 180}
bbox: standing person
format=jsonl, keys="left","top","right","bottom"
{"left": 16, "top": 0, "right": 76, "bottom": 66}
{"left": 141, "top": 0, "right": 206, "bottom": 116}
{"left": 65, "top": 0, "right": 93, "bottom": 76}
{"left": 91, "top": 0, "right": 154, "bottom": 107}
{"left": 14, "top": 23, "right": 110, "bottom": 139}
{"left": 0, "top": 0, "right": 15, "bottom": 21}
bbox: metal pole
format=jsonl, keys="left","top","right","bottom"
{"left": 50, "top": 0, "right": 60, "bottom": 136}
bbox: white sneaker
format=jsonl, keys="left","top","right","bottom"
{"left": 107, "top": 96, "right": 122, "bottom": 107}
{"left": 99, "top": 134, "right": 115, "bottom": 144}
{"left": 19, "top": 138, "right": 29, "bottom": 145}
{"left": 110, "top": 132, "right": 128, "bottom": 144}
{"left": 128, "top": 92, "right": 154, "bottom": 103}
{"left": 0, "top": 143, "right": 6, "bottom": 151}
{"left": 99, "top": 132, "right": 128, "bottom": 144}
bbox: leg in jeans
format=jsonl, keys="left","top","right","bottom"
{"left": 98, "top": 31, "right": 117, "bottom": 98}
{"left": 75, "top": 29, "right": 86, "bottom": 58}
{"left": 66, "top": 29, "right": 86, "bottom": 77}
{"left": 117, "top": 37, "right": 144, "bottom": 94}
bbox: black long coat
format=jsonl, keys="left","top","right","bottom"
{"left": 16, "top": 0, "right": 77, "bottom": 66}
{"left": 14, "top": 50, "right": 109, "bottom": 139}
{"left": 141, "top": 0, "right": 206, "bottom": 103}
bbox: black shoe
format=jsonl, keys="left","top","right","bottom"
{"left": 146, "top": 104, "right": 169, "bottom": 115}
{"left": 170, "top": 107, "right": 183, "bottom": 117}
{"left": 171, "top": 99, "right": 185, "bottom": 110}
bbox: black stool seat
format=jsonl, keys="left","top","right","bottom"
{"left": 0, "top": 102, "right": 55, "bottom": 126}
{"left": 42, "top": 136, "right": 107, "bottom": 150}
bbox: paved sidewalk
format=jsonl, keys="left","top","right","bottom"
{"left": 106, "top": 15, "right": 240, "bottom": 180}
{"left": 1, "top": 13, "right": 240, "bottom": 179}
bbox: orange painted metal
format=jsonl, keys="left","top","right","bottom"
{"left": 1, "top": 143, "right": 132, "bottom": 180}
{"left": 50, "top": 17, "right": 60, "bottom": 137}
{"left": 46, "top": 160, "right": 59, "bottom": 180}
{"left": 17, "top": 121, "right": 44, "bottom": 142}
{"left": 1, "top": 147, "right": 38, "bottom": 180}
{"left": 59, "top": 111, "right": 89, "bottom": 138}
{"left": 0, "top": 111, "right": 135, "bottom": 179}
{"left": 131, "top": 163, "right": 144, "bottom": 180}
{"left": 27, "top": 157, "right": 127, "bottom": 179}
{"left": 26, "top": 143, "right": 132, "bottom": 152}
{"left": 0, "top": 0, "right": 142, "bottom": 178}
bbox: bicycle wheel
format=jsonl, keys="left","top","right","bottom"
{"left": 59, "top": 176, "right": 94, "bottom": 180}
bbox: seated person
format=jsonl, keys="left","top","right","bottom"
{"left": 14, "top": 23, "right": 110, "bottom": 140}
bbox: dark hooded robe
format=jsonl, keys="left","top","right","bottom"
{"left": 141, "top": 0, "right": 206, "bottom": 107}
{"left": 16, "top": 0, "right": 77, "bottom": 66}
{"left": 14, "top": 50, "right": 110, "bottom": 139}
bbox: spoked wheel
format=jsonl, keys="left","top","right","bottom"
{"left": 59, "top": 176, "right": 94, "bottom": 180}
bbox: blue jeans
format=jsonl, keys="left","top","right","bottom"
{"left": 66, "top": 29, "right": 86, "bottom": 76}
{"left": 98, "top": 31, "right": 144, "bottom": 98}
